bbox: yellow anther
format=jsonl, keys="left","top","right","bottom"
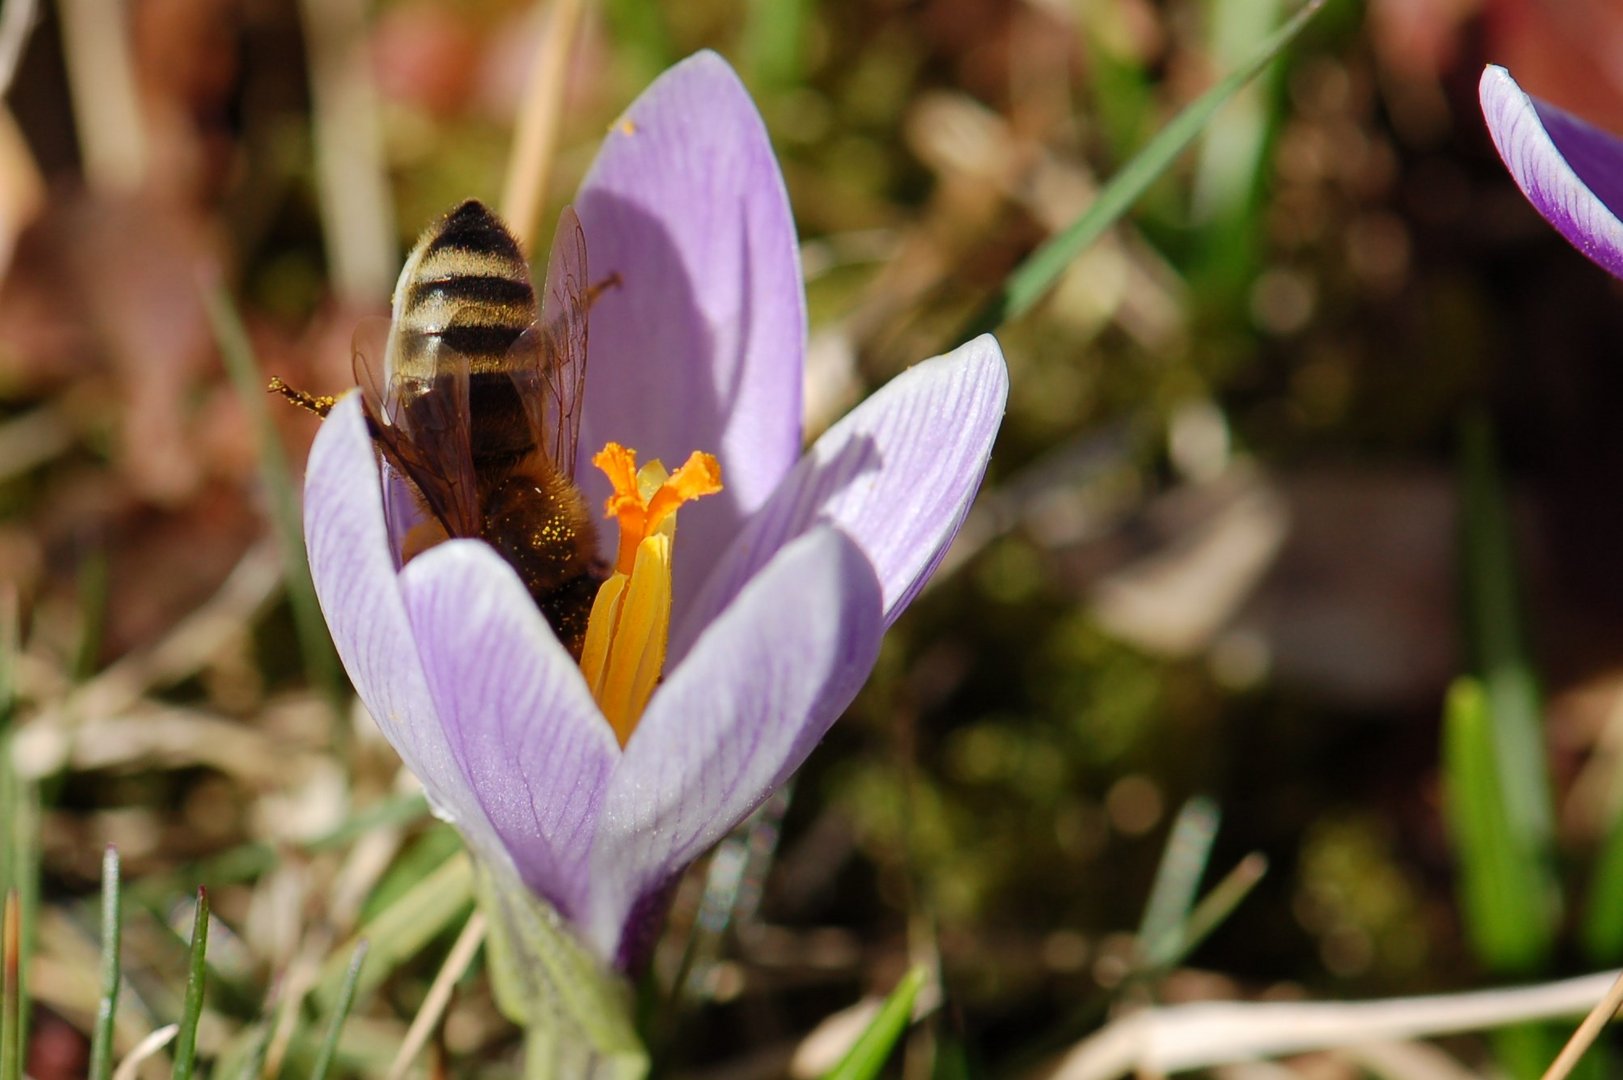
{"left": 580, "top": 443, "right": 723, "bottom": 744}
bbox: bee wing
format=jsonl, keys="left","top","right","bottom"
{"left": 524, "top": 204, "right": 590, "bottom": 480}
{"left": 351, "top": 316, "right": 482, "bottom": 539}
{"left": 352, "top": 315, "right": 399, "bottom": 428}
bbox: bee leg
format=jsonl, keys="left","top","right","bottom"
{"left": 267, "top": 376, "right": 337, "bottom": 418}
{"left": 584, "top": 272, "right": 623, "bottom": 310}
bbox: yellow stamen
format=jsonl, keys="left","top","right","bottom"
{"left": 580, "top": 443, "right": 722, "bottom": 745}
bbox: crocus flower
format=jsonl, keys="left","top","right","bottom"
{"left": 1480, "top": 64, "right": 1623, "bottom": 281}
{"left": 303, "top": 51, "right": 1009, "bottom": 967}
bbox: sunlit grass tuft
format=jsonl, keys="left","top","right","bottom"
{"left": 170, "top": 889, "right": 210, "bottom": 1080}
{"left": 88, "top": 846, "right": 122, "bottom": 1080}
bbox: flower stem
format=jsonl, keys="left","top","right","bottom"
{"left": 473, "top": 858, "right": 647, "bottom": 1079}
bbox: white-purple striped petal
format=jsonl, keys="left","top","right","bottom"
{"left": 1481, "top": 64, "right": 1623, "bottom": 280}
{"left": 671, "top": 334, "right": 1008, "bottom": 662}
{"left": 583, "top": 528, "right": 883, "bottom": 962}
{"left": 401, "top": 540, "right": 618, "bottom": 919}
{"left": 576, "top": 51, "right": 806, "bottom": 611}
{"left": 304, "top": 397, "right": 510, "bottom": 866}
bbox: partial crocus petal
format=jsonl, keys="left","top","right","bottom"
{"left": 671, "top": 334, "right": 1008, "bottom": 661}
{"left": 576, "top": 50, "right": 805, "bottom": 605}
{"left": 584, "top": 528, "right": 883, "bottom": 962}
{"left": 400, "top": 540, "right": 621, "bottom": 919}
{"left": 1481, "top": 64, "right": 1623, "bottom": 280}
{"left": 304, "top": 396, "right": 508, "bottom": 864}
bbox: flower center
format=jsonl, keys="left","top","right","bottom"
{"left": 579, "top": 443, "right": 722, "bottom": 745}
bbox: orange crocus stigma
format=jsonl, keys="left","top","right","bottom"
{"left": 579, "top": 443, "right": 723, "bottom": 745}
{"left": 597, "top": 443, "right": 723, "bottom": 576}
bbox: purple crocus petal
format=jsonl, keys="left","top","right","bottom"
{"left": 671, "top": 334, "right": 1007, "bottom": 661}
{"left": 399, "top": 539, "right": 621, "bottom": 920}
{"left": 583, "top": 528, "right": 883, "bottom": 963}
{"left": 1481, "top": 64, "right": 1623, "bottom": 280}
{"left": 576, "top": 50, "right": 805, "bottom": 607}
{"left": 304, "top": 396, "right": 507, "bottom": 865}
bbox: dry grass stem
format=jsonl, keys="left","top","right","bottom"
{"left": 262, "top": 934, "right": 328, "bottom": 1078}
{"left": 261, "top": 821, "right": 405, "bottom": 1073}
{"left": 0, "top": 406, "right": 72, "bottom": 485}
{"left": 0, "top": 0, "right": 38, "bottom": 101}
{"left": 56, "top": 0, "right": 145, "bottom": 191}
{"left": 0, "top": 105, "right": 46, "bottom": 276}
{"left": 790, "top": 996, "right": 889, "bottom": 1076}
{"left": 254, "top": 865, "right": 325, "bottom": 1077}
{"left": 1539, "top": 968, "right": 1623, "bottom": 1080}
{"left": 1051, "top": 968, "right": 1623, "bottom": 1080}
{"left": 329, "top": 827, "right": 406, "bottom": 931}
{"left": 297, "top": 0, "right": 396, "bottom": 303}
{"left": 20, "top": 541, "right": 284, "bottom": 775}
{"left": 1561, "top": 690, "right": 1623, "bottom": 842}
{"left": 29, "top": 908, "right": 155, "bottom": 1065}
{"left": 499, "top": 0, "right": 589, "bottom": 251}
{"left": 384, "top": 912, "right": 487, "bottom": 1080}
{"left": 1338, "top": 1039, "right": 1481, "bottom": 1080}
{"left": 20, "top": 703, "right": 304, "bottom": 785}
{"left": 110, "top": 1023, "right": 176, "bottom": 1080}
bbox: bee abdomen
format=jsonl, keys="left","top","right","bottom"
{"left": 436, "top": 322, "right": 528, "bottom": 358}
{"left": 406, "top": 273, "right": 533, "bottom": 320}
{"left": 393, "top": 200, "right": 536, "bottom": 351}
{"left": 423, "top": 200, "right": 521, "bottom": 259}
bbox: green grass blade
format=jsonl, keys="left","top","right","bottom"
{"left": 1192, "top": 0, "right": 1284, "bottom": 223}
{"left": 1078, "top": 13, "right": 1156, "bottom": 165}
{"left": 310, "top": 940, "right": 368, "bottom": 1080}
{"left": 967, "top": 0, "right": 1326, "bottom": 334}
{"left": 821, "top": 967, "right": 928, "bottom": 1080}
{"left": 170, "top": 889, "right": 211, "bottom": 1080}
{"left": 1165, "top": 853, "right": 1268, "bottom": 965}
{"left": 1443, "top": 678, "right": 1554, "bottom": 972}
{"left": 314, "top": 851, "right": 473, "bottom": 1010}
{"left": 0, "top": 806, "right": 30, "bottom": 1075}
{"left": 1136, "top": 796, "right": 1220, "bottom": 969}
{"left": 73, "top": 548, "right": 109, "bottom": 681}
{"left": 127, "top": 793, "right": 430, "bottom": 902}
{"left": 1188, "top": 0, "right": 1286, "bottom": 303}
{"left": 0, "top": 587, "right": 13, "bottom": 733}
{"left": 203, "top": 282, "right": 344, "bottom": 712}
{"left": 0, "top": 595, "right": 33, "bottom": 1080}
{"left": 88, "top": 846, "right": 123, "bottom": 1080}
{"left": 1583, "top": 807, "right": 1623, "bottom": 959}
{"left": 1453, "top": 413, "right": 1559, "bottom": 972}
{"left": 2, "top": 892, "right": 19, "bottom": 1080}
{"left": 1142, "top": 853, "right": 1269, "bottom": 973}
{"left": 1457, "top": 413, "right": 1555, "bottom": 860}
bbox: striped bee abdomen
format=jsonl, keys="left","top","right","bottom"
{"left": 389, "top": 200, "right": 542, "bottom": 462}
{"left": 391, "top": 199, "right": 537, "bottom": 371}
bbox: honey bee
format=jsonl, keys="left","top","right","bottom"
{"left": 284, "top": 199, "right": 609, "bottom": 656}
